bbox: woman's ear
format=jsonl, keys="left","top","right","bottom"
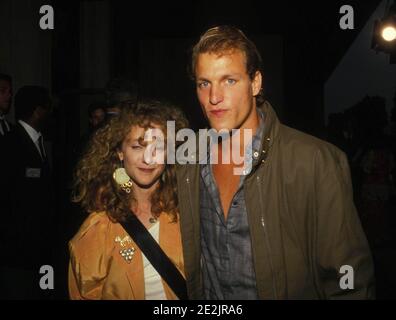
{"left": 117, "top": 150, "right": 124, "bottom": 162}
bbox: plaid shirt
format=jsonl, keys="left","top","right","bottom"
{"left": 200, "top": 109, "right": 265, "bottom": 299}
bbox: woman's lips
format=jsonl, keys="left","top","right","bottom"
{"left": 210, "top": 109, "right": 227, "bottom": 117}
{"left": 138, "top": 168, "right": 155, "bottom": 173}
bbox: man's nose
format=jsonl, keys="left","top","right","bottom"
{"left": 209, "top": 85, "right": 223, "bottom": 105}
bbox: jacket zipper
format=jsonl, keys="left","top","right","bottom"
{"left": 256, "top": 175, "right": 278, "bottom": 299}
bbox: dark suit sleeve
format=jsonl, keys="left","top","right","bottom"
{"left": 0, "top": 135, "right": 13, "bottom": 204}
{"left": 314, "top": 146, "right": 375, "bottom": 299}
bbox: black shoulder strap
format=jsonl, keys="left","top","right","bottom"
{"left": 120, "top": 214, "right": 188, "bottom": 300}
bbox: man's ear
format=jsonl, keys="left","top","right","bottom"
{"left": 251, "top": 71, "right": 262, "bottom": 97}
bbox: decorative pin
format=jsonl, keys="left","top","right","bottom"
{"left": 115, "top": 235, "right": 135, "bottom": 263}
{"left": 115, "top": 235, "right": 132, "bottom": 247}
{"left": 119, "top": 247, "right": 136, "bottom": 263}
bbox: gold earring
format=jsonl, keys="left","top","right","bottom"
{"left": 113, "top": 166, "right": 133, "bottom": 193}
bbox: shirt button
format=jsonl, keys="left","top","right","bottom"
{"left": 253, "top": 151, "right": 259, "bottom": 159}
{"left": 232, "top": 201, "right": 238, "bottom": 206}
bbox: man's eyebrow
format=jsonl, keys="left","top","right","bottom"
{"left": 196, "top": 77, "right": 210, "bottom": 82}
{"left": 221, "top": 73, "right": 241, "bottom": 79}
{"left": 196, "top": 74, "right": 241, "bottom": 82}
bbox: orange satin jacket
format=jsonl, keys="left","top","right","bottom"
{"left": 68, "top": 211, "right": 185, "bottom": 300}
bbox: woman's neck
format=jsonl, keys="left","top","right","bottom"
{"left": 131, "top": 180, "right": 159, "bottom": 212}
{"left": 130, "top": 181, "right": 160, "bottom": 229}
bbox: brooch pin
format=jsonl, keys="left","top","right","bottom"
{"left": 115, "top": 235, "right": 132, "bottom": 247}
{"left": 115, "top": 235, "right": 135, "bottom": 263}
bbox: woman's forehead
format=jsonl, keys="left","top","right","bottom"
{"left": 125, "top": 124, "right": 165, "bottom": 141}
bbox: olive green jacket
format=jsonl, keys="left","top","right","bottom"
{"left": 176, "top": 101, "right": 375, "bottom": 299}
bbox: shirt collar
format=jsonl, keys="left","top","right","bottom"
{"left": 18, "top": 120, "right": 41, "bottom": 143}
{"left": 252, "top": 108, "right": 265, "bottom": 151}
{"left": 241, "top": 108, "right": 265, "bottom": 175}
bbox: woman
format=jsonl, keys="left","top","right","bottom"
{"left": 69, "top": 99, "right": 188, "bottom": 300}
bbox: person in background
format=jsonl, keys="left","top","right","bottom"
{"left": 77, "top": 101, "right": 107, "bottom": 157}
{"left": 88, "top": 101, "right": 106, "bottom": 133}
{"left": 0, "top": 85, "right": 54, "bottom": 299}
{"left": 0, "top": 73, "right": 13, "bottom": 137}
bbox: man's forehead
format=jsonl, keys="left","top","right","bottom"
{"left": 195, "top": 50, "right": 248, "bottom": 76}
{"left": 199, "top": 49, "right": 246, "bottom": 61}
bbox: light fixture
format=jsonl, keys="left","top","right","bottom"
{"left": 382, "top": 25, "right": 396, "bottom": 41}
{"left": 372, "top": 1, "right": 396, "bottom": 63}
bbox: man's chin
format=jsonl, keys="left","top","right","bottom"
{"left": 208, "top": 121, "right": 232, "bottom": 133}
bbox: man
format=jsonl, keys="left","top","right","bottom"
{"left": 176, "top": 26, "right": 375, "bottom": 299}
{"left": 88, "top": 101, "right": 106, "bottom": 131}
{"left": 0, "top": 73, "right": 13, "bottom": 136}
{"left": 0, "top": 85, "right": 54, "bottom": 299}
{"left": 76, "top": 101, "right": 106, "bottom": 158}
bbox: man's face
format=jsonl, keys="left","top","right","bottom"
{"left": 195, "top": 50, "right": 262, "bottom": 132}
{"left": 90, "top": 108, "right": 105, "bottom": 128}
{"left": 0, "top": 80, "right": 12, "bottom": 115}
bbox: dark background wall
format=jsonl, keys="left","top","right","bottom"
{"left": 2, "top": 0, "right": 392, "bottom": 299}
{"left": 1, "top": 0, "right": 382, "bottom": 134}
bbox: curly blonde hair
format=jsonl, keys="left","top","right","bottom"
{"left": 72, "top": 99, "right": 189, "bottom": 222}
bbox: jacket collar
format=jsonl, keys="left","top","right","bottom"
{"left": 251, "top": 100, "right": 281, "bottom": 168}
{"left": 178, "top": 100, "right": 281, "bottom": 166}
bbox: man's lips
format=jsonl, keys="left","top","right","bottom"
{"left": 209, "top": 109, "right": 228, "bottom": 117}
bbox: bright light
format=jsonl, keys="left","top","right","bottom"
{"left": 381, "top": 26, "right": 396, "bottom": 42}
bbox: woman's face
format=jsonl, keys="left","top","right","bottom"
{"left": 118, "top": 125, "right": 166, "bottom": 189}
